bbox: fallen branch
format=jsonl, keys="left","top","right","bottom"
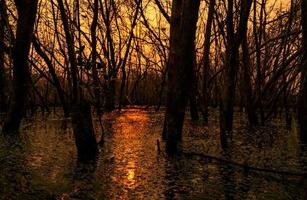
{"left": 182, "top": 151, "right": 307, "bottom": 177}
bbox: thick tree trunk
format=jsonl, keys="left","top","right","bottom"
{"left": 164, "top": 0, "right": 200, "bottom": 154}
{"left": 71, "top": 102, "right": 98, "bottom": 161}
{"left": 2, "top": 0, "right": 38, "bottom": 134}
{"left": 298, "top": 0, "right": 307, "bottom": 143}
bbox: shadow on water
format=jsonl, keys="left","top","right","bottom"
{"left": 67, "top": 159, "right": 98, "bottom": 200}
{"left": 0, "top": 108, "right": 306, "bottom": 199}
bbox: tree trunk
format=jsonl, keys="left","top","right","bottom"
{"left": 190, "top": 69, "right": 199, "bottom": 121}
{"left": 91, "top": 0, "right": 102, "bottom": 115}
{"left": 220, "top": 0, "right": 237, "bottom": 133}
{"left": 0, "top": 1, "right": 7, "bottom": 113}
{"left": 2, "top": 0, "right": 38, "bottom": 134}
{"left": 105, "top": 79, "right": 116, "bottom": 111}
{"left": 241, "top": 34, "right": 258, "bottom": 125}
{"left": 202, "top": 0, "right": 215, "bottom": 123}
{"left": 58, "top": 0, "right": 98, "bottom": 158}
{"left": 71, "top": 102, "right": 98, "bottom": 160}
{"left": 240, "top": 0, "right": 257, "bottom": 126}
{"left": 164, "top": 0, "right": 200, "bottom": 154}
{"left": 220, "top": 0, "right": 252, "bottom": 134}
{"left": 119, "top": 66, "right": 126, "bottom": 110}
{"left": 297, "top": 0, "right": 307, "bottom": 143}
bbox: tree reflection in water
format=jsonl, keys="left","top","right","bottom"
{"left": 0, "top": 109, "right": 306, "bottom": 199}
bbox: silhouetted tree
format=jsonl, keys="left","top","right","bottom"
{"left": 164, "top": 0, "right": 200, "bottom": 154}
{"left": 202, "top": 0, "right": 215, "bottom": 123}
{"left": 57, "top": 0, "right": 98, "bottom": 160}
{"left": 2, "top": 0, "right": 38, "bottom": 134}
{"left": 219, "top": 0, "right": 252, "bottom": 134}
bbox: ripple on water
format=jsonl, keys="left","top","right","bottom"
{"left": 0, "top": 108, "right": 306, "bottom": 200}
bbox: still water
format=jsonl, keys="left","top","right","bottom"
{"left": 0, "top": 108, "right": 306, "bottom": 199}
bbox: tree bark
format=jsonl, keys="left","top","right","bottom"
{"left": 164, "top": 0, "right": 200, "bottom": 154}
{"left": 71, "top": 102, "right": 98, "bottom": 160}
{"left": 2, "top": 0, "right": 38, "bottom": 134}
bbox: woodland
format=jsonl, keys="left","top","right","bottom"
{"left": 0, "top": 0, "right": 306, "bottom": 199}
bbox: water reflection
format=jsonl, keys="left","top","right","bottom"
{"left": 0, "top": 108, "right": 306, "bottom": 199}
{"left": 126, "top": 161, "right": 136, "bottom": 186}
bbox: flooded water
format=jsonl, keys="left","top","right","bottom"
{"left": 0, "top": 108, "right": 306, "bottom": 200}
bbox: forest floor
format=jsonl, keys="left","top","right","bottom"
{"left": 0, "top": 107, "right": 306, "bottom": 200}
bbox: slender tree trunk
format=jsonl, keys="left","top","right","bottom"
{"left": 91, "top": 0, "right": 102, "bottom": 115}
{"left": 219, "top": 0, "right": 253, "bottom": 149}
{"left": 202, "top": 0, "right": 215, "bottom": 123}
{"left": 253, "top": 0, "right": 265, "bottom": 125}
{"left": 242, "top": 34, "right": 258, "bottom": 125}
{"left": 220, "top": 0, "right": 252, "bottom": 134}
{"left": 220, "top": 0, "right": 237, "bottom": 133}
{"left": 2, "top": 0, "right": 38, "bottom": 134}
{"left": 240, "top": 0, "right": 257, "bottom": 126}
{"left": 297, "top": 0, "right": 307, "bottom": 143}
{"left": 32, "top": 38, "right": 70, "bottom": 117}
{"left": 0, "top": 1, "right": 6, "bottom": 113}
{"left": 164, "top": 0, "right": 200, "bottom": 154}
{"left": 57, "top": 0, "right": 79, "bottom": 103}
{"left": 119, "top": 66, "right": 126, "bottom": 110}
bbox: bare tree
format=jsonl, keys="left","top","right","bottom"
{"left": 2, "top": 0, "right": 39, "bottom": 134}
{"left": 57, "top": 0, "right": 98, "bottom": 160}
{"left": 202, "top": 0, "right": 215, "bottom": 123}
{"left": 219, "top": 0, "right": 252, "bottom": 137}
{"left": 164, "top": 0, "right": 201, "bottom": 154}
